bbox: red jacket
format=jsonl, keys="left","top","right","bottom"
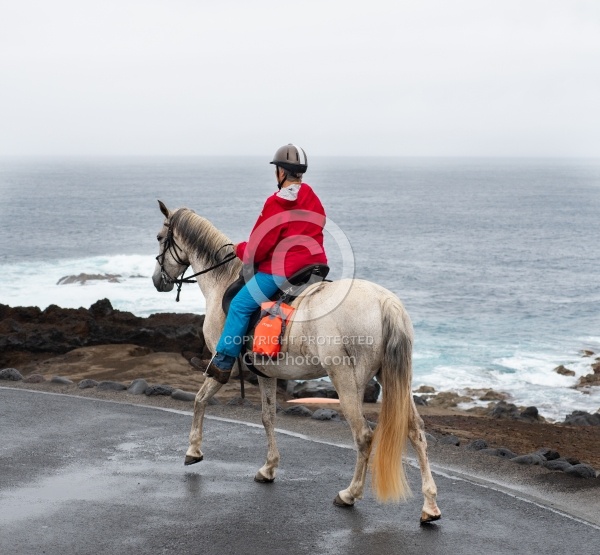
{"left": 235, "top": 183, "right": 328, "bottom": 278}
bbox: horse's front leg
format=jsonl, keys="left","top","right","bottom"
{"left": 184, "top": 377, "right": 223, "bottom": 465}
{"left": 254, "top": 376, "right": 280, "bottom": 483}
{"left": 408, "top": 400, "right": 441, "bottom": 524}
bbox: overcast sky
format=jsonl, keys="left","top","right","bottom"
{"left": 1, "top": 1, "right": 599, "bottom": 157}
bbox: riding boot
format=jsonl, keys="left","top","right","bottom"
{"left": 204, "top": 360, "right": 232, "bottom": 385}
{"left": 190, "top": 355, "right": 234, "bottom": 385}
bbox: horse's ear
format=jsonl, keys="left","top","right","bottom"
{"left": 158, "top": 200, "right": 170, "bottom": 218}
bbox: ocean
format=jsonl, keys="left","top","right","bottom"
{"left": 1, "top": 156, "right": 599, "bottom": 421}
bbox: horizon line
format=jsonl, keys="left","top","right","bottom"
{"left": 1, "top": 154, "right": 599, "bottom": 160}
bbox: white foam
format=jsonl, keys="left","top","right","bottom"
{"left": 0, "top": 254, "right": 206, "bottom": 316}
{"left": 413, "top": 352, "right": 600, "bottom": 421}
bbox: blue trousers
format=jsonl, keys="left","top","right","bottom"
{"left": 216, "top": 272, "right": 286, "bottom": 359}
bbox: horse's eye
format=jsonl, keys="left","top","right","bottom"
{"left": 157, "top": 235, "right": 162, "bottom": 242}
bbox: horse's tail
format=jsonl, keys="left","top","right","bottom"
{"left": 371, "top": 294, "right": 413, "bottom": 502}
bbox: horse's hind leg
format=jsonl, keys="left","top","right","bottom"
{"left": 254, "top": 376, "right": 280, "bottom": 483}
{"left": 185, "top": 378, "right": 223, "bottom": 465}
{"left": 408, "top": 400, "right": 441, "bottom": 523}
{"left": 328, "top": 368, "right": 373, "bottom": 507}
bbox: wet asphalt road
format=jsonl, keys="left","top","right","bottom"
{"left": 0, "top": 388, "right": 598, "bottom": 555}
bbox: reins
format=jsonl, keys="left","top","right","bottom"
{"left": 156, "top": 222, "right": 236, "bottom": 302}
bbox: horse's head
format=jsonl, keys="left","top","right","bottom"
{"left": 152, "top": 200, "right": 190, "bottom": 292}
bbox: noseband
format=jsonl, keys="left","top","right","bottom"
{"left": 156, "top": 221, "right": 236, "bottom": 302}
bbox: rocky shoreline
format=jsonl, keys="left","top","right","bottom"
{"left": 1, "top": 299, "right": 599, "bottom": 480}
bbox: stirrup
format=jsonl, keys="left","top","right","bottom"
{"left": 204, "top": 361, "right": 231, "bottom": 385}
{"left": 198, "top": 354, "right": 231, "bottom": 384}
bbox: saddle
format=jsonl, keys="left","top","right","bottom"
{"left": 221, "top": 264, "right": 330, "bottom": 376}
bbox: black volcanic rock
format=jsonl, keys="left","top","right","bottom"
{"left": 413, "top": 395, "right": 428, "bottom": 406}
{"left": 291, "top": 378, "right": 378, "bottom": 403}
{"left": 89, "top": 299, "right": 114, "bottom": 317}
{"left": 563, "top": 411, "right": 600, "bottom": 426}
{"left": 292, "top": 380, "right": 338, "bottom": 399}
{"left": 283, "top": 405, "right": 313, "bottom": 417}
{"left": 511, "top": 454, "right": 545, "bottom": 465}
{"left": 543, "top": 459, "right": 572, "bottom": 472}
{"left": 466, "top": 439, "right": 488, "bottom": 451}
{"left": 145, "top": 384, "right": 175, "bottom": 396}
{"left": 487, "top": 401, "right": 544, "bottom": 422}
{"left": 564, "top": 464, "right": 597, "bottom": 478}
{"left": 534, "top": 447, "right": 560, "bottom": 461}
{"left": 439, "top": 435, "right": 460, "bottom": 446}
{"left": 488, "top": 401, "right": 521, "bottom": 420}
{"left": 311, "top": 409, "right": 340, "bottom": 421}
{"left": 0, "top": 368, "right": 23, "bottom": 381}
{"left": 128, "top": 379, "right": 149, "bottom": 395}
{"left": 0, "top": 300, "right": 208, "bottom": 368}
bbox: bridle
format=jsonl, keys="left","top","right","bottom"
{"left": 156, "top": 220, "right": 236, "bottom": 302}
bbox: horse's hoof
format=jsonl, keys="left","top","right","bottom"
{"left": 184, "top": 455, "right": 203, "bottom": 466}
{"left": 254, "top": 471, "right": 275, "bottom": 483}
{"left": 420, "top": 511, "right": 441, "bottom": 525}
{"left": 333, "top": 494, "right": 354, "bottom": 508}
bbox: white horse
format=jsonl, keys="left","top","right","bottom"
{"left": 152, "top": 201, "right": 441, "bottom": 524}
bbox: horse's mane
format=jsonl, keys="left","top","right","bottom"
{"left": 170, "top": 208, "right": 241, "bottom": 280}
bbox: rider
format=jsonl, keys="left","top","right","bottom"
{"left": 193, "top": 144, "right": 328, "bottom": 384}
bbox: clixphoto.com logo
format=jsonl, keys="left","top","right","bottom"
{"left": 244, "top": 351, "right": 357, "bottom": 368}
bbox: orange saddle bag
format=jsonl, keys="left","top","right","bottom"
{"left": 252, "top": 301, "right": 295, "bottom": 357}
